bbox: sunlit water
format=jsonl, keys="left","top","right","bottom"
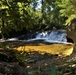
{"left": 2, "top": 30, "right": 72, "bottom": 44}
{"left": 26, "top": 30, "right": 72, "bottom": 44}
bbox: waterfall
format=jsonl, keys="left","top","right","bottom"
{"left": 47, "top": 30, "right": 67, "bottom": 42}
{"left": 44, "top": 30, "right": 67, "bottom": 43}
{"left": 4, "top": 30, "right": 73, "bottom": 44}
{"left": 27, "top": 30, "right": 72, "bottom": 44}
{"left": 36, "top": 31, "right": 48, "bottom": 39}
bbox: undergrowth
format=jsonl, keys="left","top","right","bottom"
{"left": 0, "top": 43, "right": 76, "bottom": 75}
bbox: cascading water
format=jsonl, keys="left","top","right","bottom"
{"left": 27, "top": 30, "right": 72, "bottom": 44}
{"left": 36, "top": 31, "right": 48, "bottom": 39}
{"left": 44, "top": 30, "right": 67, "bottom": 43}
{"left": 4, "top": 30, "right": 72, "bottom": 44}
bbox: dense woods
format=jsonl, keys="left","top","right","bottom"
{"left": 0, "top": 0, "right": 76, "bottom": 38}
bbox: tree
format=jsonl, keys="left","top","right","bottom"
{"left": 0, "top": 0, "right": 40, "bottom": 38}
{"left": 0, "top": 0, "right": 70, "bottom": 38}
{"left": 56, "top": 0, "right": 76, "bottom": 25}
{"left": 36, "top": 0, "right": 66, "bottom": 30}
{"left": 57, "top": 0, "right": 76, "bottom": 42}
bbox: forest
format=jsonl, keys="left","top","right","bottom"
{"left": 0, "top": 0, "right": 76, "bottom": 38}
{"left": 0, "top": 0, "right": 76, "bottom": 75}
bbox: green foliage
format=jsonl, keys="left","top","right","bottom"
{"left": 0, "top": 0, "right": 40, "bottom": 37}
{"left": 56, "top": 0, "right": 76, "bottom": 25}
{"left": 38, "top": 0, "right": 66, "bottom": 30}
{"left": 0, "top": 0, "right": 74, "bottom": 38}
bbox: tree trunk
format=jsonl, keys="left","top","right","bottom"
{"left": 66, "top": 18, "right": 76, "bottom": 62}
{"left": 41, "top": 0, "right": 44, "bottom": 13}
{"left": 1, "top": 18, "right": 5, "bottom": 39}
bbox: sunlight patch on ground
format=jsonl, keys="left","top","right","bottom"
{"left": 13, "top": 43, "right": 74, "bottom": 57}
